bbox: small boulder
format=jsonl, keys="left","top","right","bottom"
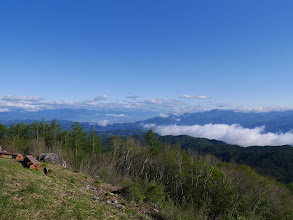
{"left": 44, "top": 167, "right": 49, "bottom": 176}
{"left": 37, "top": 153, "right": 66, "bottom": 168}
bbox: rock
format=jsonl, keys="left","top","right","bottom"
{"left": 44, "top": 167, "right": 49, "bottom": 176}
{"left": 37, "top": 153, "right": 66, "bottom": 168}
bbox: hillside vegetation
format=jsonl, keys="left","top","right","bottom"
{"left": 0, "top": 158, "right": 146, "bottom": 220}
{"left": 160, "top": 135, "right": 293, "bottom": 184}
{"left": 1, "top": 120, "right": 293, "bottom": 219}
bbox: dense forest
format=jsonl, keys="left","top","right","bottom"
{"left": 1, "top": 119, "right": 293, "bottom": 219}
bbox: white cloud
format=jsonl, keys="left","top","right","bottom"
{"left": 154, "top": 124, "right": 293, "bottom": 147}
{"left": 236, "top": 106, "right": 293, "bottom": 113}
{"left": 97, "top": 120, "right": 112, "bottom": 126}
{"left": 41, "top": 100, "right": 74, "bottom": 105}
{"left": 180, "top": 95, "right": 210, "bottom": 100}
{"left": 0, "top": 94, "right": 293, "bottom": 121}
{"left": 0, "top": 108, "right": 9, "bottom": 112}
{"left": 0, "top": 94, "right": 226, "bottom": 114}
{"left": 107, "top": 113, "right": 126, "bottom": 117}
{"left": 142, "top": 123, "right": 156, "bottom": 129}
{"left": 140, "top": 99, "right": 163, "bottom": 105}
{"left": 159, "top": 113, "right": 169, "bottom": 118}
{"left": 1, "top": 95, "right": 42, "bottom": 101}
{"left": 94, "top": 95, "right": 108, "bottom": 101}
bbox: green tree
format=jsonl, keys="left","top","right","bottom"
{"left": 46, "top": 119, "right": 62, "bottom": 147}
{"left": 71, "top": 122, "right": 86, "bottom": 156}
{"left": 29, "top": 121, "right": 40, "bottom": 141}
{"left": 0, "top": 123, "right": 7, "bottom": 139}
{"left": 15, "top": 122, "right": 28, "bottom": 139}
{"left": 89, "top": 126, "right": 103, "bottom": 155}
{"left": 145, "top": 128, "right": 160, "bottom": 156}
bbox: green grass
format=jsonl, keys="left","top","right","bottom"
{"left": 0, "top": 158, "right": 146, "bottom": 220}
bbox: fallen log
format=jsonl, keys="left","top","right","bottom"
{"left": 23, "top": 155, "right": 41, "bottom": 170}
{"left": 0, "top": 151, "right": 24, "bottom": 161}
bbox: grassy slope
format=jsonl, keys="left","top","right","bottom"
{"left": 0, "top": 158, "right": 145, "bottom": 220}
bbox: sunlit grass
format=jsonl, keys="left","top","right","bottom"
{"left": 0, "top": 159, "right": 144, "bottom": 220}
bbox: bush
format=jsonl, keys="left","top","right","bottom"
{"left": 288, "top": 182, "right": 293, "bottom": 191}
{"left": 123, "top": 178, "right": 165, "bottom": 204}
{"left": 70, "top": 178, "right": 76, "bottom": 184}
{"left": 146, "top": 181, "right": 165, "bottom": 203}
{"left": 94, "top": 180, "right": 101, "bottom": 187}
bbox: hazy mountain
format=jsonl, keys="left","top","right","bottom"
{"left": 1, "top": 109, "right": 293, "bottom": 134}
{"left": 0, "top": 108, "right": 156, "bottom": 123}
{"left": 139, "top": 109, "right": 293, "bottom": 133}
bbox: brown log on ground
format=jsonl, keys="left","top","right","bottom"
{"left": 24, "top": 155, "right": 40, "bottom": 170}
{"left": 12, "top": 154, "right": 24, "bottom": 161}
{"left": 0, "top": 152, "right": 24, "bottom": 161}
{"left": 15, "top": 154, "right": 24, "bottom": 161}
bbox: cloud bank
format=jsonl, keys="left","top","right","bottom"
{"left": 1, "top": 94, "right": 293, "bottom": 120}
{"left": 154, "top": 124, "right": 293, "bottom": 147}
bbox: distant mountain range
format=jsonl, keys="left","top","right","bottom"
{"left": 140, "top": 109, "right": 293, "bottom": 133}
{"left": 97, "top": 109, "right": 293, "bottom": 134}
{"left": 0, "top": 108, "right": 156, "bottom": 123}
{"left": 1, "top": 109, "right": 293, "bottom": 134}
{"left": 1, "top": 109, "right": 293, "bottom": 132}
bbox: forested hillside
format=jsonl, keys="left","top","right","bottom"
{"left": 160, "top": 135, "right": 293, "bottom": 184}
{"left": 1, "top": 120, "right": 293, "bottom": 219}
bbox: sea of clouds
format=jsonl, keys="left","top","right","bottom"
{"left": 151, "top": 124, "right": 293, "bottom": 147}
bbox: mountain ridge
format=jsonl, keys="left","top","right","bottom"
{"left": 2, "top": 109, "right": 293, "bottom": 134}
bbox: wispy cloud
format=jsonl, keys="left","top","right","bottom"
{"left": 94, "top": 95, "right": 108, "bottom": 101}
{"left": 154, "top": 124, "right": 293, "bottom": 147}
{"left": 126, "top": 96, "right": 140, "bottom": 100}
{"left": 0, "top": 108, "right": 9, "bottom": 112}
{"left": 107, "top": 114, "right": 126, "bottom": 118}
{"left": 236, "top": 106, "right": 293, "bottom": 113}
{"left": 1, "top": 94, "right": 293, "bottom": 119}
{"left": 0, "top": 95, "right": 75, "bottom": 111}
{"left": 180, "top": 95, "right": 210, "bottom": 100}
{"left": 142, "top": 123, "right": 156, "bottom": 129}
{"left": 2, "top": 95, "right": 43, "bottom": 101}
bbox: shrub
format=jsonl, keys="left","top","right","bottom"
{"left": 146, "top": 181, "right": 165, "bottom": 203}
{"left": 123, "top": 178, "right": 165, "bottom": 204}
{"left": 70, "top": 178, "right": 76, "bottom": 184}
{"left": 94, "top": 179, "right": 101, "bottom": 187}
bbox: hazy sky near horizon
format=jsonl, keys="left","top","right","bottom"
{"left": 1, "top": 0, "right": 293, "bottom": 115}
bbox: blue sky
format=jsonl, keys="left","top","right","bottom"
{"left": 0, "top": 0, "right": 293, "bottom": 120}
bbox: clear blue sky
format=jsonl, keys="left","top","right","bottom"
{"left": 0, "top": 0, "right": 293, "bottom": 118}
